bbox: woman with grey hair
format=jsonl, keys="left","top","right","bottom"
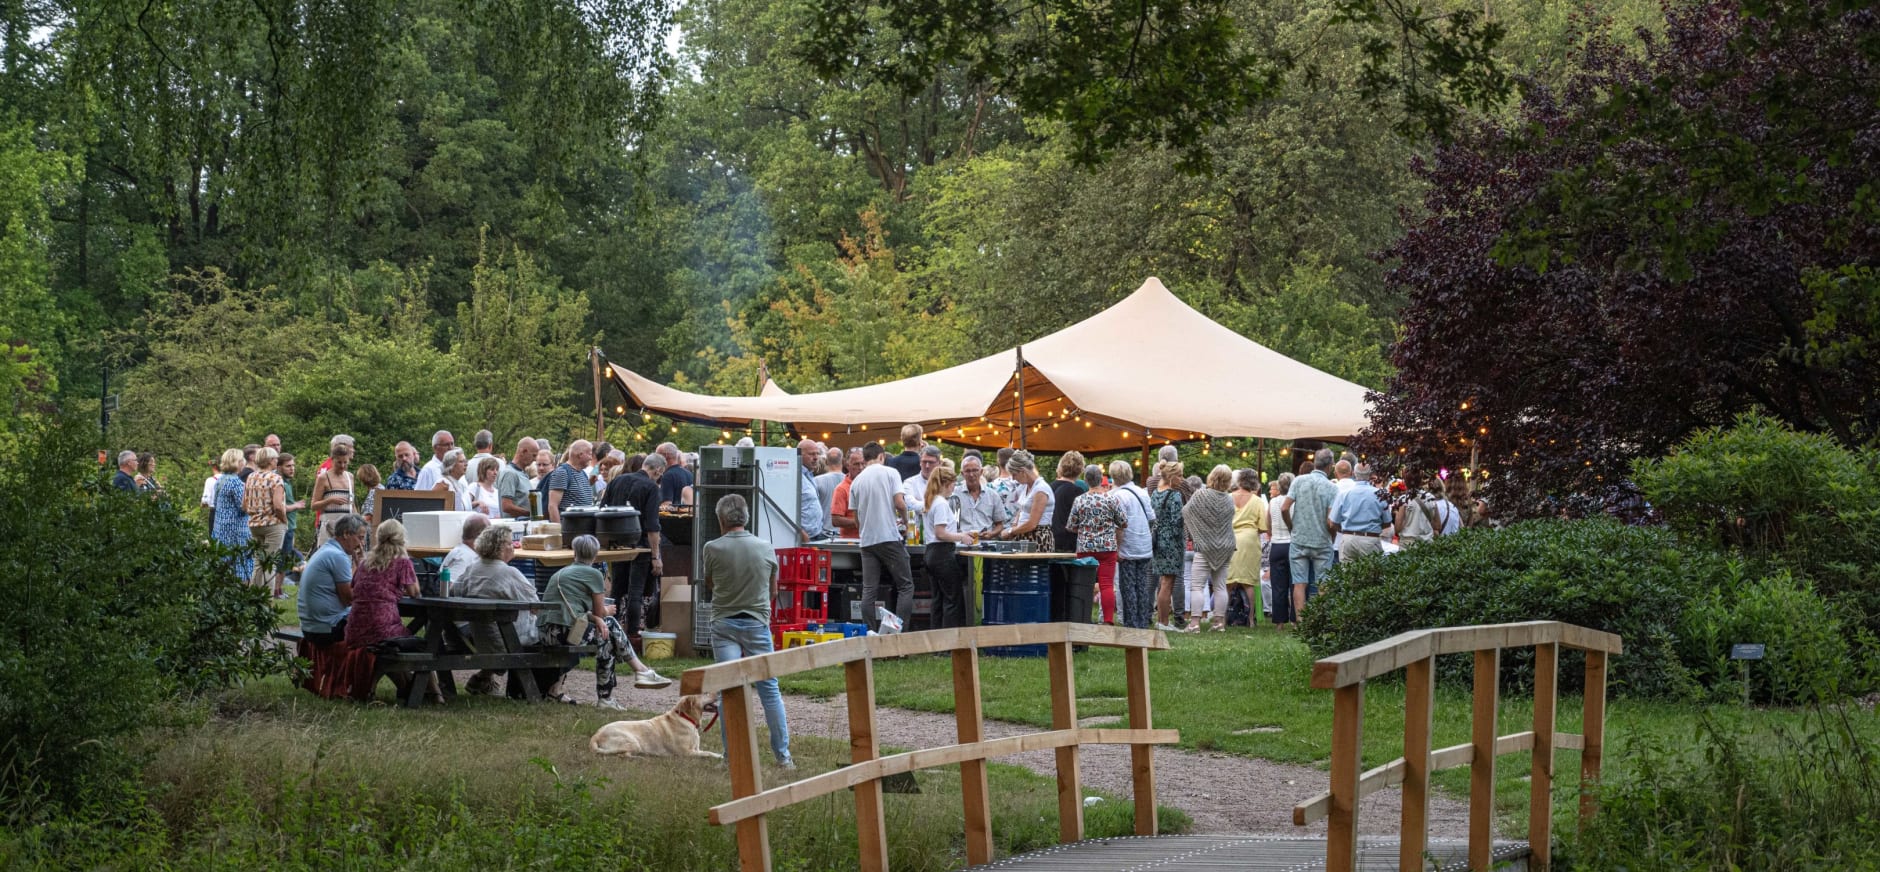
{"left": 1181, "top": 465, "right": 1238, "bottom": 632}
{"left": 457, "top": 525, "right": 541, "bottom": 696}
{"left": 999, "top": 450, "right": 1055, "bottom": 550}
{"left": 436, "top": 448, "right": 473, "bottom": 511}
{"left": 541, "top": 534, "right": 672, "bottom": 708}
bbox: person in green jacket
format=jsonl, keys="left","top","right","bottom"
{"left": 540, "top": 535, "right": 672, "bottom": 708}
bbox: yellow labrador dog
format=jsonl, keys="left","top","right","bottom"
{"left": 589, "top": 694, "right": 722, "bottom": 759}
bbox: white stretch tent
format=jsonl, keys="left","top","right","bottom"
{"left": 607, "top": 277, "right": 1373, "bottom": 452}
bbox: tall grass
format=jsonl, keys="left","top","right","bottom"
{"left": 0, "top": 677, "right": 1185, "bottom": 870}
{"left": 1563, "top": 704, "right": 1880, "bottom": 869}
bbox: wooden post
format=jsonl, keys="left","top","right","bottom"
{"left": 1470, "top": 649, "right": 1500, "bottom": 871}
{"left": 757, "top": 359, "right": 769, "bottom": 446}
{"left": 1015, "top": 347, "right": 1028, "bottom": 451}
{"left": 1580, "top": 649, "right": 1608, "bottom": 826}
{"left": 846, "top": 659, "right": 889, "bottom": 872}
{"left": 1124, "top": 646, "right": 1158, "bottom": 836}
{"left": 722, "top": 685, "right": 772, "bottom": 872}
{"left": 1400, "top": 656, "right": 1435, "bottom": 872}
{"left": 1326, "top": 682, "right": 1364, "bottom": 872}
{"left": 952, "top": 648, "right": 994, "bottom": 866}
{"left": 1046, "top": 639, "right": 1083, "bottom": 843}
{"left": 1138, "top": 439, "right": 1150, "bottom": 478}
{"left": 590, "top": 348, "right": 606, "bottom": 443}
{"left": 1531, "top": 642, "right": 1558, "bottom": 871}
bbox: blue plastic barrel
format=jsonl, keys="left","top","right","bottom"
{"left": 982, "top": 561, "right": 1050, "bottom": 657}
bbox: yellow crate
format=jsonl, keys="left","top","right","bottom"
{"left": 782, "top": 631, "right": 846, "bottom": 649}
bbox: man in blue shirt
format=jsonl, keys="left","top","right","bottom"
{"left": 298, "top": 513, "right": 367, "bottom": 644}
{"left": 795, "top": 438, "right": 828, "bottom": 541}
{"left": 1328, "top": 463, "right": 1390, "bottom": 563}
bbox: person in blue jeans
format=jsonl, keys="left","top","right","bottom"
{"left": 701, "top": 493, "right": 793, "bottom": 769}
{"left": 1282, "top": 449, "right": 1339, "bottom": 617}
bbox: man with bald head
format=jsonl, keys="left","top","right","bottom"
{"left": 654, "top": 441, "right": 694, "bottom": 509}
{"left": 386, "top": 441, "right": 420, "bottom": 491}
{"left": 546, "top": 439, "right": 596, "bottom": 522}
{"left": 795, "top": 438, "right": 828, "bottom": 542}
{"left": 415, "top": 430, "right": 456, "bottom": 491}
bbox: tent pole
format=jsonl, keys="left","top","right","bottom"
{"left": 1015, "top": 346, "right": 1027, "bottom": 451}
{"left": 591, "top": 348, "right": 605, "bottom": 443}
{"left": 757, "top": 358, "right": 769, "bottom": 445}
{"left": 1139, "top": 437, "right": 1150, "bottom": 477}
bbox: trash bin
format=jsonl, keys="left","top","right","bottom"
{"left": 1050, "top": 559, "right": 1098, "bottom": 624}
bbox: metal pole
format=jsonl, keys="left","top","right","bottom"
{"left": 99, "top": 353, "right": 108, "bottom": 437}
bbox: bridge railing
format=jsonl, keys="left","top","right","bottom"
{"left": 1291, "top": 621, "right": 1623, "bottom": 872}
{"left": 680, "top": 622, "right": 1177, "bottom": 872}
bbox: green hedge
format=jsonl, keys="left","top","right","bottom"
{"left": 1298, "top": 519, "right": 1726, "bottom": 698}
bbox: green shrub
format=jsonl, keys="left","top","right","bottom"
{"left": 1298, "top": 519, "right": 1728, "bottom": 698}
{"left": 1563, "top": 707, "right": 1880, "bottom": 870}
{"left": 1677, "top": 568, "right": 1874, "bottom": 705}
{"left": 0, "top": 423, "right": 284, "bottom": 818}
{"left": 1634, "top": 412, "right": 1880, "bottom": 634}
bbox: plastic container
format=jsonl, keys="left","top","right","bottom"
{"left": 982, "top": 561, "right": 1050, "bottom": 657}
{"left": 641, "top": 631, "right": 676, "bottom": 660}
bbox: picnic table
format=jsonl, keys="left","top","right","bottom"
{"left": 381, "top": 596, "right": 596, "bottom": 709}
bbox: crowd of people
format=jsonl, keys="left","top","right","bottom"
{"left": 113, "top": 422, "right": 1481, "bottom": 733}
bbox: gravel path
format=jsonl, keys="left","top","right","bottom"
{"left": 542, "top": 670, "right": 1470, "bottom": 837}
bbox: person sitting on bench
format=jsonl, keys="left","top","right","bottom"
{"left": 541, "top": 534, "right": 673, "bottom": 709}
{"left": 456, "top": 525, "right": 542, "bottom": 696}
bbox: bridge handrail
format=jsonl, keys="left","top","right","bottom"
{"left": 681, "top": 622, "right": 1175, "bottom": 872}
{"left": 1292, "top": 620, "right": 1621, "bottom": 872}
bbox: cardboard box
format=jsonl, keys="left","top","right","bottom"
{"left": 659, "top": 579, "right": 694, "bottom": 653}
{"left": 522, "top": 533, "right": 561, "bottom": 550}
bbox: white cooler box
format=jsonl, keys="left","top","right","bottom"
{"left": 403, "top": 510, "right": 482, "bottom": 549}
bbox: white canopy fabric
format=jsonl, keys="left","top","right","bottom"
{"left": 608, "top": 277, "right": 1373, "bottom": 451}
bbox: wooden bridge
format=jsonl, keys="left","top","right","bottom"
{"left": 679, "top": 620, "right": 1620, "bottom": 872}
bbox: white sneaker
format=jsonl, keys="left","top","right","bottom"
{"left": 597, "top": 696, "right": 629, "bottom": 711}
{"left": 1154, "top": 622, "right": 1180, "bottom": 633}
{"left": 633, "top": 669, "right": 673, "bottom": 689}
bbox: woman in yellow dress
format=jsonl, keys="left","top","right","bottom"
{"left": 1225, "top": 469, "right": 1270, "bottom": 627}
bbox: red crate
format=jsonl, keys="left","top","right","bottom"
{"left": 778, "top": 548, "right": 833, "bottom": 587}
{"left": 774, "top": 585, "right": 829, "bottom": 626}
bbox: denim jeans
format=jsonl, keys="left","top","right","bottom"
{"left": 710, "top": 616, "right": 792, "bottom": 765}
{"left": 1289, "top": 543, "right": 1332, "bottom": 602}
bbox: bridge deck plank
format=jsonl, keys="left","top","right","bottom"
{"left": 969, "top": 835, "right": 1530, "bottom": 871}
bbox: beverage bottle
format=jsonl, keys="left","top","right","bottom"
{"left": 438, "top": 567, "right": 451, "bottom": 597}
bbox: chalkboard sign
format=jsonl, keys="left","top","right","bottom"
{"left": 375, "top": 489, "right": 449, "bottom": 523}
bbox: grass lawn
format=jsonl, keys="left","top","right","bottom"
{"left": 775, "top": 623, "right": 1836, "bottom": 836}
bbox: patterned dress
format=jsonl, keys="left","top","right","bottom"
{"left": 345, "top": 558, "right": 417, "bottom": 647}
{"left": 212, "top": 473, "right": 254, "bottom": 581}
{"left": 1149, "top": 488, "right": 1185, "bottom": 576}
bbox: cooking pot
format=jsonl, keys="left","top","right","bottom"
{"left": 595, "top": 505, "right": 642, "bottom": 549}
{"left": 561, "top": 506, "right": 598, "bottom": 543}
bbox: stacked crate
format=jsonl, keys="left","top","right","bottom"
{"left": 771, "top": 548, "right": 834, "bottom": 647}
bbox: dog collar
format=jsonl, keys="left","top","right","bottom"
{"left": 679, "top": 709, "right": 721, "bottom": 734}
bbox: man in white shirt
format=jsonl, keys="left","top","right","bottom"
{"left": 813, "top": 446, "right": 845, "bottom": 527}
{"left": 850, "top": 442, "right": 912, "bottom": 631}
{"left": 794, "top": 438, "right": 828, "bottom": 542}
{"left": 1107, "top": 460, "right": 1157, "bottom": 629}
{"left": 899, "top": 446, "right": 943, "bottom": 526}
{"left": 415, "top": 430, "right": 455, "bottom": 491}
{"left": 440, "top": 514, "right": 489, "bottom": 596}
